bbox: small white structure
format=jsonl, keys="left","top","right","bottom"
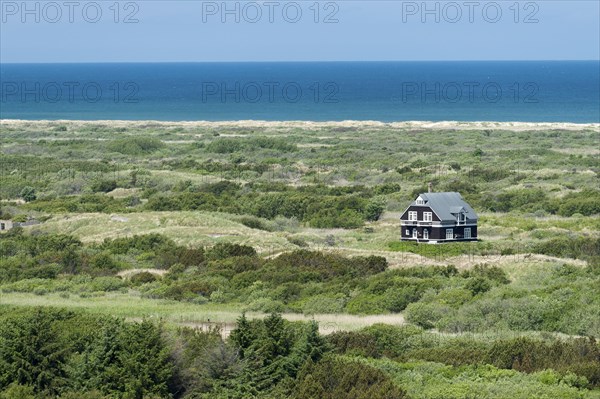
{"left": 0, "top": 220, "right": 14, "bottom": 232}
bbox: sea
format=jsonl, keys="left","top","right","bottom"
{"left": 0, "top": 61, "right": 598, "bottom": 122}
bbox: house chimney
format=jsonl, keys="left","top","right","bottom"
{"left": 428, "top": 182, "right": 433, "bottom": 193}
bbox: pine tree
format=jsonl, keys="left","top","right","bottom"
{"left": 0, "top": 309, "right": 70, "bottom": 394}
{"left": 229, "top": 313, "right": 253, "bottom": 359}
{"left": 299, "top": 321, "right": 327, "bottom": 364}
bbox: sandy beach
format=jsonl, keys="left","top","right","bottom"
{"left": 1, "top": 119, "right": 599, "bottom": 132}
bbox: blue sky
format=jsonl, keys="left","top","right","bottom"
{"left": 1, "top": 1, "right": 598, "bottom": 62}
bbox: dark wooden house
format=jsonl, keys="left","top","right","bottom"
{"left": 400, "top": 192, "right": 478, "bottom": 243}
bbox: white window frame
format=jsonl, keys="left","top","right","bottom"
{"left": 408, "top": 211, "right": 418, "bottom": 221}
{"left": 416, "top": 199, "right": 425, "bottom": 205}
{"left": 464, "top": 228, "right": 471, "bottom": 239}
{"left": 446, "top": 228, "right": 453, "bottom": 240}
{"left": 423, "top": 212, "right": 432, "bottom": 222}
{"left": 423, "top": 229, "right": 429, "bottom": 240}
{"left": 412, "top": 229, "right": 418, "bottom": 238}
{"left": 405, "top": 229, "right": 410, "bottom": 235}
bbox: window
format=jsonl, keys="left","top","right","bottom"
{"left": 412, "top": 229, "right": 418, "bottom": 238}
{"left": 416, "top": 199, "right": 425, "bottom": 205}
{"left": 408, "top": 211, "right": 417, "bottom": 221}
{"left": 464, "top": 228, "right": 471, "bottom": 239}
{"left": 405, "top": 229, "right": 410, "bottom": 235}
{"left": 423, "top": 229, "right": 429, "bottom": 240}
{"left": 446, "top": 228, "right": 453, "bottom": 240}
{"left": 423, "top": 212, "right": 432, "bottom": 222}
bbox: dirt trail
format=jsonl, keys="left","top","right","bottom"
{"left": 176, "top": 313, "right": 406, "bottom": 337}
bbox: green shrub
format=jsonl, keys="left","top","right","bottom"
{"left": 89, "top": 252, "right": 121, "bottom": 274}
{"left": 87, "top": 277, "right": 126, "bottom": 292}
{"left": 287, "top": 236, "right": 309, "bottom": 248}
{"left": 346, "top": 294, "right": 387, "bottom": 315}
{"left": 556, "top": 190, "right": 600, "bottom": 216}
{"left": 0, "top": 383, "right": 36, "bottom": 399}
{"left": 101, "top": 233, "right": 175, "bottom": 255}
{"left": 327, "top": 331, "right": 380, "bottom": 358}
{"left": 129, "top": 272, "right": 158, "bottom": 285}
{"left": 465, "top": 277, "right": 492, "bottom": 296}
{"left": 462, "top": 264, "right": 510, "bottom": 284}
{"left": 245, "top": 298, "right": 285, "bottom": 313}
{"left": 405, "top": 302, "right": 451, "bottom": 329}
{"left": 360, "top": 324, "right": 424, "bottom": 359}
{"left": 293, "top": 355, "right": 409, "bottom": 399}
{"left": 206, "top": 242, "right": 257, "bottom": 260}
{"left": 480, "top": 188, "right": 549, "bottom": 212}
{"left": 302, "top": 295, "right": 346, "bottom": 315}
{"left": 19, "top": 186, "right": 37, "bottom": 202}
{"left": 381, "top": 287, "right": 422, "bottom": 312}
{"left": 365, "top": 197, "right": 386, "bottom": 221}
{"left": 90, "top": 180, "right": 118, "bottom": 193}
{"left": 107, "top": 137, "right": 165, "bottom": 155}
{"left": 238, "top": 216, "right": 272, "bottom": 231}
{"left": 533, "top": 236, "right": 600, "bottom": 260}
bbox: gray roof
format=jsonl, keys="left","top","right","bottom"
{"left": 410, "top": 192, "right": 478, "bottom": 221}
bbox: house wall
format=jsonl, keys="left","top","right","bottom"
{"left": 401, "top": 225, "right": 477, "bottom": 241}
{"left": 431, "top": 225, "right": 477, "bottom": 240}
{"left": 454, "top": 225, "right": 477, "bottom": 239}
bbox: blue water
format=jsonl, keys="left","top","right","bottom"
{"left": 1, "top": 61, "right": 598, "bottom": 122}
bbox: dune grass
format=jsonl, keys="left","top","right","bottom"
{"left": 32, "top": 211, "right": 296, "bottom": 254}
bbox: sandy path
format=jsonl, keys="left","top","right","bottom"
{"left": 173, "top": 313, "right": 405, "bottom": 337}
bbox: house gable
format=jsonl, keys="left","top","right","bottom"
{"left": 400, "top": 205, "right": 441, "bottom": 222}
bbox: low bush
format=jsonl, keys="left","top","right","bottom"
{"left": 293, "top": 355, "right": 409, "bottom": 399}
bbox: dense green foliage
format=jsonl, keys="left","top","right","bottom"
{"left": 1, "top": 307, "right": 598, "bottom": 398}
{"left": 0, "top": 307, "right": 173, "bottom": 398}
{"left": 293, "top": 355, "right": 408, "bottom": 399}
{"left": 329, "top": 324, "right": 600, "bottom": 387}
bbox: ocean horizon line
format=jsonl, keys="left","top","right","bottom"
{"left": 2, "top": 60, "right": 599, "bottom": 65}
